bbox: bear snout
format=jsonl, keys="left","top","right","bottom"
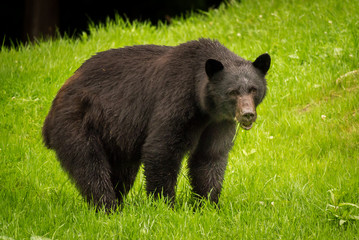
{"left": 236, "top": 95, "right": 257, "bottom": 130}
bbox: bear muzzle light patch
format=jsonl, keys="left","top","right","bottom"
{"left": 235, "top": 95, "right": 257, "bottom": 130}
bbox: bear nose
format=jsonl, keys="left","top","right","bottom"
{"left": 242, "top": 112, "right": 255, "bottom": 122}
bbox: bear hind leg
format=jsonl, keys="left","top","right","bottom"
{"left": 110, "top": 160, "right": 141, "bottom": 205}
{"left": 56, "top": 131, "right": 117, "bottom": 211}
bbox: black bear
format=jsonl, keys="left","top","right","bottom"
{"left": 43, "top": 39, "right": 270, "bottom": 210}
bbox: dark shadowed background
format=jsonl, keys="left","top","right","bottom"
{"left": 1, "top": 0, "right": 223, "bottom": 47}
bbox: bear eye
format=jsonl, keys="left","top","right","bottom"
{"left": 228, "top": 89, "right": 239, "bottom": 96}
{"left": 249, "top": 87, "right": 257, "bottom": 94}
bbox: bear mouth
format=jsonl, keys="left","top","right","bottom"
{"left": 240, "top": 122, "right": 253, "bottom": 130}
{"left": 235, "top": 116, "right": 254, "bottom": 130}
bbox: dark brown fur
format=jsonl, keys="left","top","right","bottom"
{"left": 42, "top": 39, "right": 270, "bottom": 210}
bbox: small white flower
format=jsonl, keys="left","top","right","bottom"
{"left": 321, "top": 115, "right": 326, "bottom": 120}
{"left": 334, "top": 48, "right": 343, "bottom": 56}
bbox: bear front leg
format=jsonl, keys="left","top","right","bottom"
{"left": 188, "top": 121, "right": 236, "bottom": 204}
{"left": 142, "top": 127, "right": 188, "bottom": 204}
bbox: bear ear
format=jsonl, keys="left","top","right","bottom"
{"left": 253, "top": 53, "right": 271, "bottom": 75}
{"left": 205, "top": 59, "right": 224, "bottom": 78}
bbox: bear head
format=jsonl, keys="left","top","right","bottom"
{"left": 204, "top": 53, "right": 271, "bottom": 130}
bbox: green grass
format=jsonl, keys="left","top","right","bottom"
{"left": 1, "top": 0, "right": 359, "bottom": 239}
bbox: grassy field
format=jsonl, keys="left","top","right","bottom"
{"left": 1, "top": 0, "right": 358, "bottom": 239}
